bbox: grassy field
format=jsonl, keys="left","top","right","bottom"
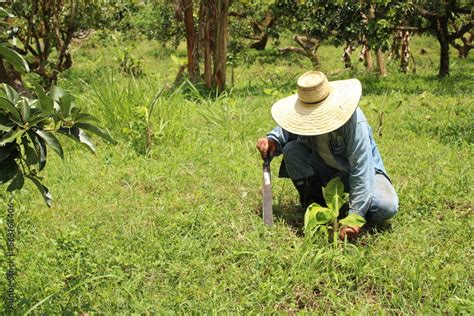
{"left": 1, "top": 34, "right": 473, "bottom": 313}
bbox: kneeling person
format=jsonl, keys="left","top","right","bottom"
{"left": 256, "top": 71, "right": 398, "bottom": 240}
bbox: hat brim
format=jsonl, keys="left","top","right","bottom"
{"left": 271, "top": 79, "right": 362, "bottom": 136}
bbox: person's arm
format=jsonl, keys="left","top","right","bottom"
{"left": 343, "top": 111, "right": 375, "bottom": 218}
{"left": 266, "top": 126, "right": 296, "bottom": 157}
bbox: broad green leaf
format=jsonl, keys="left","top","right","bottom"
{"left": 339, "top": 213, "right": 366, "bottom": 228}
{"left": 0, "top": 142, "right": 17, "bottom": 162}
{"left": 304, "top": 202, "right": 326, "bottom": 229}
{"left": 0, "top": 45, "right": 29, "bottom": 73}
{"left": 28, "top": 131, "right": 47, "bottom": 170}
{"left": 74, "top": 113, "right": 99, "bottom": 123}
{"left": 26, "top": 175, "right": 52, "bottom": 207}
{"left": 2, "top": 83, "right": 20, "bottom": 103}
{"left": 33, "top": 83, "right": 54, "bottom": 113}
{"left": 20, "top": 99, "right": 31, "bottom": 122}
{"left": 7, "top": 170, "right": 24, "bottom": 192}
{"left": 0, "top": 128, "right": 24, "bottom": 145}
{"left": 59, "top": 93, "right": 73, "bottom": 117}
{"left": 0, "top": 123, "right": 13, "bottom": 132}
{"left": 0, "top": 159, "right": 18, "bottom": 184}
{"left": 34, "top": 129, "right": 64, "bottom": 159}
{"left": 25, "top": 143, "right": 39, "bottom": 166}
{"left": 59, "top": 126, "right": 96, "bottom": 154}
{"left": 75, "top": 122, "right": 116, "bottom": 144}
{"left": 49, "top": 86, "right": 64, "bottom": 111}
{"left": 28, "top": 112, "right": 50, "bottom": 126}
{"left": 0, "top": 97, "right": 21, "bottom": 122}
{"left": 323, "top": 177, "right": 346, "bottom": 214}
{"left": 49, "top": 85, "right": 65, "bottom": 102}
{"left": 314, "top": 208, "right": 334, "bottom": 225}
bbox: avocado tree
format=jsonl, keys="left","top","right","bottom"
{"left": 0, "top": 43, "right": 115, "bottom": 311}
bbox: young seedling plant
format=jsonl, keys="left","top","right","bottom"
{"left": 304, "top": 177, "right": 366, "bottom": 246}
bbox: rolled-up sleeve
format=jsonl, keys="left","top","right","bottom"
{"left": 343, "top": 116, "right": 375, "bottom": 218}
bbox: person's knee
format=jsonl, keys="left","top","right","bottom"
{"left": 368, "top": 194, "right": 398, "bottom": 224}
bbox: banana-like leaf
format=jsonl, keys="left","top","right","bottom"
{"left": 7, "top": 170, "right": 24, "bottom": 192}
{"left": 0, "top": 96, "right": 21, "bottom": 122}
{"left": 0, "top": 45, "right": 30, "bottom": 73}
{"left": 34, "top": 129, "right": 64, "bottom": 159}
{"left": 314, "top": 208, "right": 335, "bottom": 225}
{"left": 26, "top": 174, "right": 52, "bottom": 207}
{"left": 323, "top": 177, "right": 346, "bottom": 214}
{"left": 59, "top": 126, "right": 96, "bottom": 154}
{"left": 0, "top": 128, "right": 24, "bottom": 145}
{"left": 339, "top": 213, "right": 366, "bottom": 228}
{"left": 304, "top": 202, "right": 333, "bottom": 228}
{"left": 75, "top": 122, "right": 116, "bottom": 144}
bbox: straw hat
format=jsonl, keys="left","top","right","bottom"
{"left": 271, "top": 71, "right": 362, "bottom": 136}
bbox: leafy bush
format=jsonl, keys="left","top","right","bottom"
{"left": 117, "top": 49, "right": 144, "bottom": 78}
{"left": 0, "top": 83, "right": 115, "bottom": 205}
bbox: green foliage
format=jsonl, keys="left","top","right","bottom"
{"left": 1, "top": 31, "right": 473, "bottom": 314}
{"left": 117, "top": 49, "right": 144, "bottom": 78}
{"left": 0, "top": 82, "right": 115, "bottom": 205}
{"left": 304, "top": 177, "right": 365, "bottom": 244}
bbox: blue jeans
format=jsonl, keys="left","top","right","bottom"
{"left": 281, "top": 141, "right": 398, "bottom": 224}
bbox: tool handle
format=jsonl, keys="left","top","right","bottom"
{"left": 263, "top": 154, "right": 272, "bottom": 167}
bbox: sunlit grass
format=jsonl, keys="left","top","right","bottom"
{"left": 0, "top": 34, "right": 472, "bottom": 313}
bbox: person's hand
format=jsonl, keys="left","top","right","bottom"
{"left": 256, "top": 137, "right": 276, "bottom": 160}
{"left": 339, "top": 226, "right": 361, "bottom": 241}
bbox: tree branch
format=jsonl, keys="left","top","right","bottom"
{"left": 449, "top": 22, "right": 473, "bottom": 40}
{"left": 278, "top": 46, "right": 309, "bottom": 57}
{"left": 414, "top": 5, "right": 438, "bottom": 19}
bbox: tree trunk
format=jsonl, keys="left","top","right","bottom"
{"left": 310, "top": 50, "right": 320, "bottom": 69}
{"left": 451, "top": 33, "right": 472, "bottom": 58}
{"left": 342, "top": 42, "right": 353, "bottom": 69}
{"left": 360, "top": 44, "right": 373, "bottom": 72}
{"left": 375, "top": 48, "right": 387, "bottom": 77}
{"left": 250, "top": 33, "right": 268, "bottom": 50}
{"left": 182, "top": 0, "right": 199, "bottom": 81}
{"left": 400, "top": 31, "right": 413, "bottom": 73}
{"left": 212, "top": 0, "right": 230, "bottom": 91}
{"left": 199, "top": 1, "right": 212, "bottom": 87}
{"left": 436, "top": 16, "right": 450, "bottom": 77}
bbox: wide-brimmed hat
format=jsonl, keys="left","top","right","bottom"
{"left": 271, "top": 71, "right": 362, "bottom": 136}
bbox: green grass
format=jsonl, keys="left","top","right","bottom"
{"left": 1, "top": 34, "right": 473, "bottom": 313}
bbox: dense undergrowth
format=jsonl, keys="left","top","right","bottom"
{"left": 1, "top": 34, "right": 473, "bottom": 313}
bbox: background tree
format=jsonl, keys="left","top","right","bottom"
{"left": 274, "top": 0, "right": 340, "bottom": 69}
{"left": 178, "top": 0, "right": 231, "bottom": 91}
{"left": 414, "top": 0, "right": 473, "bottom": 77}
{"left": 1, "top": 1, "right": 103, "bottom": 88}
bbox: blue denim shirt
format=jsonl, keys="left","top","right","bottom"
{"left": 267, "top": 107, "right": 388, "bottom": 217}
